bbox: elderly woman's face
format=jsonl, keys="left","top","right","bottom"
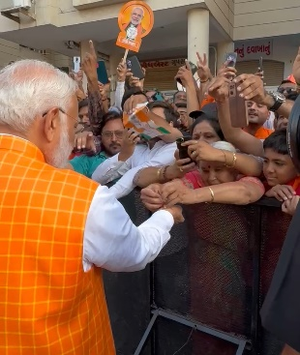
{"left": 200, "top": 161, "right": 237, "bottom": 186}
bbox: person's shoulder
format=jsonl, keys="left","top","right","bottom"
{"left": 52, "top": 166, "right": 99, "bottom": 190}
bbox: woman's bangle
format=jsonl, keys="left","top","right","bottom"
{"left": 230, "top": 152, "right": 237, "bottom": 168}
{"left": 157, "top": 167, "right": 163, "bottom": 181}
{"left": 161, "top": 165, "right": 169, "bottom": 181}
{"left": 208, "top": 187, "right": 215, "bottom": 203}
{"left": 222, "top": 150, "right": 237, "bottom": 168}
{"left": 221, "top": 150, "right": 227, "bottom": 165}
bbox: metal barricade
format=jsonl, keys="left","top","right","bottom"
{"left": 104, "top": 191, "right": 291, "bottom": 355}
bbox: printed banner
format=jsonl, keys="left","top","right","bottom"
{"left": 235, "top": 40, "right": 273, "bottom": 60}
{"left": 123, "top": 104, "right": 170, "bottom": 140}
{"left": 116, "top": 1, "right": 154, "bottom": 53}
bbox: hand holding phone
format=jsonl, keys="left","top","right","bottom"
{"left": 176, "top": 136, "right": 193, "bottom": 160}
{"left": 127, "top": 56, "right": 144, "bottom": 80}
{"left": 73, "top": 57, "right": 81, "bottom": 73}
{"left": 228, "top": 81, "right": 249, "bottom": 128}
{"left": 256, "top": 57, "right": 265, "bottom": 82}
{"left": 225, "top": 52, "right": 237, "bottom": 68}
{"left": 176, "top": 60, "right": 197, "bottom": 85}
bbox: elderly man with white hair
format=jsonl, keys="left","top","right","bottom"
{"left": 0, "top": 59, "right": 183, "bottom": 355}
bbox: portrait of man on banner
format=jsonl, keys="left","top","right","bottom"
{"left": 123, "top": 6, "right": 146, "bottom": 41}
{"left": 116, "top": 1, "right": 154, "bottom": 53}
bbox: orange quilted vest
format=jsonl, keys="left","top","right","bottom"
{"left": 0, "top": 135, "right": 115, "bottom": 355}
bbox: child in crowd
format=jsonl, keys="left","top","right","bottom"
{"left": 263, "top": 129, "right": 300, "bottom": 215}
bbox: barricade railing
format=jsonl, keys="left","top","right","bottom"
{"left": 103, "top": 190, "right": 290, "bottom": 355}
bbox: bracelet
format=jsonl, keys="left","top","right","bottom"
{"left": 161, "top": 165, "right": 169, "bottom": 181}
{"left": 231, "top": 152, "right": 237, "bottom": 168}
{"left": 221, "top": 150, "right": 227, "bottom": 166}
{"left": 222, "top": 150, "right": 237, "bottom": 168}
{"left": 208, "top": 187, "right": 215, "bottom": 203}
{"left": 157, "top": 167, "right": 163, "bottom": 181}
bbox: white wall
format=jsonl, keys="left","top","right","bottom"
{"left": 0, "top": 39, "right": 51, "bottom": 69}
{"left": 0, "top": 39, "right": 72, "bottom": 70}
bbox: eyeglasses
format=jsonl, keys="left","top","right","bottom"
{"left": 58, "top": 108, "right": 79, "bottom": 125}
{"left": 42, "top": 107, "right": 80, "bottom": 130}
{"left": 101, "top": 130, "right": 124, "bottom": 139}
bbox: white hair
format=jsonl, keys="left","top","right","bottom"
{"left": 211, "top": 141, "right": 236, "bottom": 153}
{"left": 0, "top": 59, "right": 77, "bottom": 134}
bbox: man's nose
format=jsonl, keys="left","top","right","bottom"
{"left": 111, "top": 133, "right": 117, "bottom": 140}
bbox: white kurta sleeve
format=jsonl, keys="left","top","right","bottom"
{"left": 91, "top": 153, "right": 131, "bottom": 184}
{"left": 82, "top": 186, "right": 174, "bottom": 272}
{"left": 114, "top": 81, "right": 125, "bottom": 110}
{"left": 108, "top": 144, "right": 177, "bottom": 199}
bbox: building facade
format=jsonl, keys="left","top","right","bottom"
{"left": 0, "top": 0, "right": 299, "bottom": 90}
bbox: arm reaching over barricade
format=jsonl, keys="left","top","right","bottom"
{"left": 141, "top": 141, "right": 264, "bottom": 210}
{"left": 135, "top": 139, "right": 262, "bottom": 188}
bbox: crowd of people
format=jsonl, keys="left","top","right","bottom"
{"left": 0, "top": 37, "right": 300, "bottom": 354}
{"left": 69, "top": 41, "right": 300, "bottom": 217}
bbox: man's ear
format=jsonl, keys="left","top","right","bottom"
{"left": 43, "top": 107, "right": 60, "bottom": 143}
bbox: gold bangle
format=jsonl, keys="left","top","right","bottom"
{"left": 157, "top": 168, "right": 162, "bottom": 181}
{"left": 161, "top": 165, "right": 169, "bottom": 181}
{"left": 221, "top": 150, "right": 227, "bottom": 166}
{"left": 208, "top": 187, "right": 215, "bottom": 202}
{"left": 222, "top": 150, "right": 237, "bottom": 168}
{"left": 231, "top": 152, "right": 237, "bottom": 168}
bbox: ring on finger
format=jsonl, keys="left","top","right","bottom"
{"left": 191, "top": 151, "right": 197, "bottom": 156}
{"left": 179, "top": 167, "right": 184, "bottom": 173}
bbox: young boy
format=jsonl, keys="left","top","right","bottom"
{"left": 263, "top": 129, "right": 300, "bottom": 215}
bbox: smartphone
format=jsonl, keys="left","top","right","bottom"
{"left": 127, "top": 56, "right": 144, "bottom": 79}
{"left": 225, "top": 52, "right": 237, "bottom": 68}
{"left": 228, "top": 81, "right": 249, "bottom": 128}
{"left": 97, "top": 61, "right": 109, "bottom": 84}
{"left": 176, "top": 60, "right": 198, "bottom": 85}
{"left": 152, "top": 92, "right": 164, "bottom": 101}
{"left": 176, "top": 136, "right": 193, "bottom": 160}
{"left": 73, "top": 56, "right": 80, "bottom": 73}
{"left": 258, "top": 57, "right": 263, "bottom": 72}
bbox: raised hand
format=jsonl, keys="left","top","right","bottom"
{"left": 81, "top": 40, "right": 98, "bottom": 83}
{"left": 196, "top": 52, "right": 212, "bottom": 82}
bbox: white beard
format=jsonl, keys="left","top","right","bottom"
{"left": 45, "top": 121, "right": 73, "bottom": 168}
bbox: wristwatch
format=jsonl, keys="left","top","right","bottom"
{"left": 269, "top": 92, "right": 286, "bottom": 112}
